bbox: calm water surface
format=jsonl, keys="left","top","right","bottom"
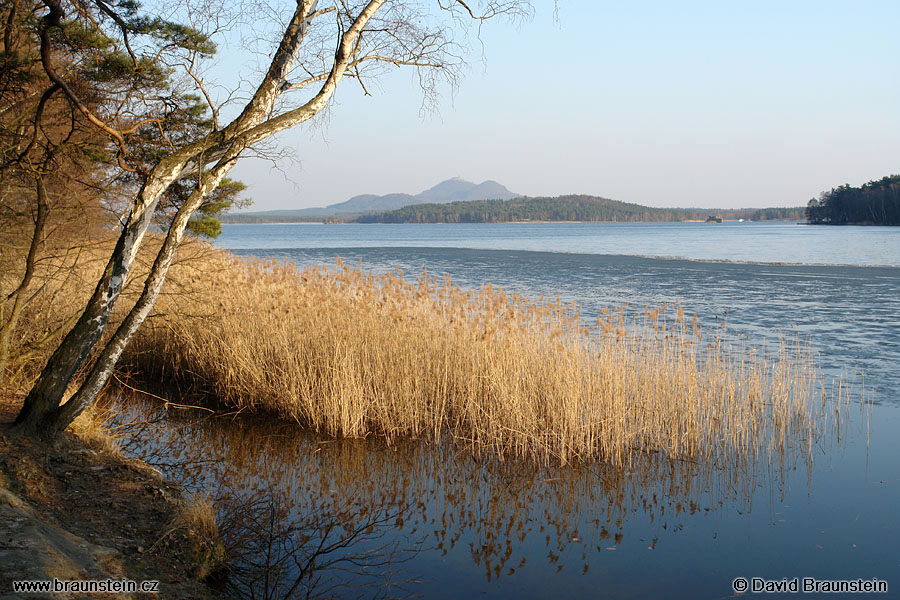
{"left": 115, "top": 222, "right": 898, "bottom": 598}
{"left": 218, "top": 221, "right": 900, "bottom": 266}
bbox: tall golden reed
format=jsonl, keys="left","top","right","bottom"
{"left": 125, "top": 248, "right": 844, "bottom": 466}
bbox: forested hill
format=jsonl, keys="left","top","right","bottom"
{"left": 806, "top": 175, "right": 900, "bottom": 225}
{"left": 354, "top": 195, "right": 804, "bottom": 224}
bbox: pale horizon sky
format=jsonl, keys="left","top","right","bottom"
{"left": 224, "top": 1, "right": 900, "bottom": 211}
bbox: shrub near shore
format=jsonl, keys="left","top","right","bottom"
{"left": 125, "top": 247, "right": 844, "bottom": 466}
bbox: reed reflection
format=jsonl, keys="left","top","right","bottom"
{"left": 104, "top": 386, "right": 839, "bottom": 598}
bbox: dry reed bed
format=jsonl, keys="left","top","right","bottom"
{"left": 1, "top": 234, "right": 217, "bottom": 393}
{"left": 127, "top": 249, "right": 842, "bottom": 466}
{"left": 1, "top": 238, "right": 110, "bottom": 390}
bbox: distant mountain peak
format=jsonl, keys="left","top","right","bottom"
{"left": 325, "top": 178, "right": 520, "bottom": 213}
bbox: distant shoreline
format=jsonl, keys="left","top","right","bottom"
{"left": 803, "top": 221, "right": 897, "bottom": 227}
{"left": 223, "top": 194, "right": 805, "bottom": 225}
{"left": 224, "top": 221, "right": 326, "bottom": 225}
{"left": 221, "top": 218, "right": 803, "bottom": 225}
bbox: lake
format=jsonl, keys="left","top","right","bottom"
{"left": 218, "top": 221, "right": 900, "bottom": 267}
{"left": 114, "top": 221, "right": 899, "bottom": 598}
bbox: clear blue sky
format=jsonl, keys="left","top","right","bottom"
{"left": 225, "top": 1, "right": 900, "bottom": 211}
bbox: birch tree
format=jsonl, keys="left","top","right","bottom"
{"left": 10, "top": 0, "right": 529, "bottom": 438}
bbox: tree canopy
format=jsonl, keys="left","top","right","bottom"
{"left": 355, "top": 195, "right": 805, "bottom": 223}
{"left": 806, "top": 175, "right": 900, "bottom": 225}
{"left": 3, "top": 0, "right": 530, "bottom": 438}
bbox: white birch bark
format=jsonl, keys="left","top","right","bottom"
{"left": 17, "top": 0, "right": 389, "bottom": 435}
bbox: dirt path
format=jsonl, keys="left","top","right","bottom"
{"left": 0, "top": 397, "right": 219, "bottom": 600}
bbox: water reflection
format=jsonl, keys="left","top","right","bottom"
{"left": 214, "top": 491, "right": 420, "bottom": 599}
{"left": 104, "top": 387, "right": 842, "bottom": 599}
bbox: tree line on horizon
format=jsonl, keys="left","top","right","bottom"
{"left": 352, "top": 195, "right": 804, "bottom": 224}
{"left": 806, "top": 175, "right": 900, "bottom": 225}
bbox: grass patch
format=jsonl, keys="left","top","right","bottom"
{"left": 154, "top": 492, "right": 226, "bottom": 580}
{"left": 124, "top": 248, "right": 847, "bottom": 466}
{"left": 66, "top": 400, "right": 122, "bottom": 456}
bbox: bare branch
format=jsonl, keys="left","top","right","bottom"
{"left": 91, "top": 0, "right": 138, "bottom": 68}
{"left": 37, "top": 0, "right": 135, "bottom": 170}
{"left": 185, "top": 53, "right": 220, "bottom": 130}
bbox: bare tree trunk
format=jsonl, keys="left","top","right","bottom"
{"left": 46, "top": 155, "right": 239, "bottom": 433}
{"left": 14, "top": 204, "right": 148, "bottom": 431}
{"left": 12, "top": 137, "right": 215, "bottom": 432}
{"left": 2, "top": 0, "right": 20, "bottom": 55}
{"left": 11, "top": 0, "right": 513, "bottom": 437}
{"left": 0, "top": 175, "right": 48, "bottom": 386}
{"left": 13, "top": 0, "right": 380, "bottom": 436}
